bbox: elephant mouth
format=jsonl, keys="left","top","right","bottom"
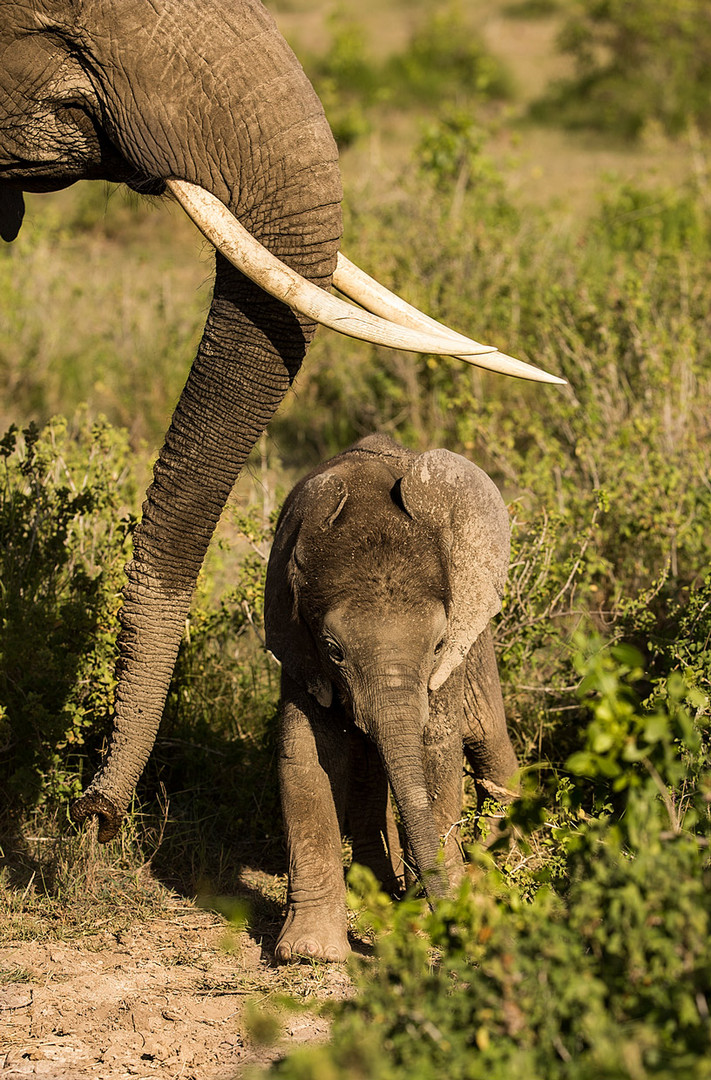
{"left": 11, "top": 170, "right": 164, "bottom": 197}
{"left": 0, "top": 107, "right": 162, "bottom": 196}
{"left": 167, "top": 179, "right": 565, "bottom": 385}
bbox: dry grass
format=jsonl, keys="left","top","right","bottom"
{"left": 1, "top": 188, "right": 209, "bottom": 443}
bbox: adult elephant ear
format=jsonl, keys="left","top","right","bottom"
{"left": 264, "top": 471, "right": 348, "bottom": 709}
{"left": 400, "top": 450, "right": 510, "bottom": 692}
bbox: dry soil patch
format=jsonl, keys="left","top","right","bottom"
{"left": 0, "top": 901, "right": 351, "bottom": 1080}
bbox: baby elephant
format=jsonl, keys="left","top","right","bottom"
{"left": 264, "top": 434, "right": 517, "bottom": 962}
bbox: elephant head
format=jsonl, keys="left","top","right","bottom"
{"left": 0, "top": 0, "right": 557, "bottom": 841}
{"left": 265, "top": 435, "right": 510, "bottom": 893}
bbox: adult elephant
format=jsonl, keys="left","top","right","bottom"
{"left": 0, "top": 0, "right": 561, "bottom": 842}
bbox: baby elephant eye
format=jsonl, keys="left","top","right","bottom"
{"left": 434, "top": 638, "right": 445, "bottom": 656}
{"left": 326, "top": 640, "right": 345, "bottom": 666}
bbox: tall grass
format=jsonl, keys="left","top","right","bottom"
{"left": 0, "top": 184, "right": 208, "bottom": 445}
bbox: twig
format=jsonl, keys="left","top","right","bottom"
{"left": 441, "top": 819, "right": 464, "bottom": 844}
{"left": 473, "top": 778, "right": 519, "bottom": 802}
{"left": 643, "top": 757, "right": 681, "bottom": 833}
{"left": 509, "top": 854, "right": 535, "bottom": 874}
{"left": 20, "top": 871, "right": 36, "bottom": 904}
{"left": 242, "top": 600, "right": 266, "bottom": 648}
{"left": 156, "top": 737, "right": 226, "bottom": 757}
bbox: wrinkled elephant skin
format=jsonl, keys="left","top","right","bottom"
{"left": 264, "top": 434, "right": 518, "bottom": 962}
{"left": 0, "top": 0, "right": 342, "bottom": 838}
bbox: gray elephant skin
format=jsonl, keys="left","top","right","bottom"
{"left": 1, "top": 0, "right": 344, "bottom": 838}
{"left": 264, "top": 434, "right": 518, "bottom": 962}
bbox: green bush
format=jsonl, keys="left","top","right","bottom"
{"left": 0, "top": 415, "right": 138, "bottom": 810}
{"left": 416, "top": 111, "right": 512, "bottom": 210}
{"left": 264, "top": 647, "right": 711, "bottom": 1080}
{"left": 533, "top": 0, "right": 711, "bottom": 137}
{"left": 385, "top": 4, "right": 514, "bottom": 108}
{"left": 649, "top": 575, "right": 711, "bottom": 709}
{"left": 0, "top": 413, "right": 284, "bottom": 899}
{"left": 301, "top": 5, "right": 513, "bottom": 148}
{"left": 0, "top": 412, "right": 286, "bottom": 908}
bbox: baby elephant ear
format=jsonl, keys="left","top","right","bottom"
{"left": 264, "top": 471, "right": 348, "bottom": 709}
{"left": 400, "top": 449, "right": 510, "bottom": 692}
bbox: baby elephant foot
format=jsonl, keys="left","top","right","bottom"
{"left": 275, "top": 906, "right": 350, "bottom": 964}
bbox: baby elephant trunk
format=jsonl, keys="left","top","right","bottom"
{"left": 357, "top": 682, "right": 448, "bottom": 899}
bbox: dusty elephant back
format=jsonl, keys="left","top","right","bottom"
{"left": 272, "top": 434, "right": 416, "bottom": 528}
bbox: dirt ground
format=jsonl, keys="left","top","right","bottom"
{"left": 0, "top": 878, "right": 353, "bottom": 1080}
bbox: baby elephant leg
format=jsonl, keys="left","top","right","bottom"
{"left": 462, "top": 628, "right": 518, "bottom": 801}
{"left": 347, "top": 731, "right": 405, "bottom": 896}
{"left": 277, "top": 673, "right": 350, "bottom": 963}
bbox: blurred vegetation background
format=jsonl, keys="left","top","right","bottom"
{"left": 1, "top": 1, "right": 710, "bottom": 1072}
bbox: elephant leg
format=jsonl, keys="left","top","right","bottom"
{"left": 462, "top": 628, "right": 518, "bottom": 801}
{"left": 346, "top": 731, "right": 405, "bottom": 896}
{"left": 71, "top": 269, "right": 319, "bottom": 839}
{"left": 276, "top": 673, "right": 350, "bottom": 963}
{"left": 424, "top": 665, "right": 468, "bottom": 889}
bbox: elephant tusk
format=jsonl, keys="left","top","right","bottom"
{"left": 333, "top": 255, "right": 566, "bottom": 385}
{"left": 167, "top": 178, "right": 562, "bottom": 381}
{"left": 168, "top": 179, "right": 495, "bottom": 358}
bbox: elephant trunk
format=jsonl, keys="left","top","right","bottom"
{"left": 71, "top": 0, "right": 342, "bottom": 839}
{"left": 357, "top": 684, "right": 448, "bottom": 900}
